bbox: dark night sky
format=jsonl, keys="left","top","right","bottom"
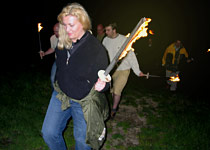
{"left": 3, "top": 0, "right": 210, "bottom": 96}
{"left": 6, "top": 0, "right": 209, "bottom": 61}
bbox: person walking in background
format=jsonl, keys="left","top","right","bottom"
{"left": 102, "top": 23, "right": 145, "bottom": 118}
{"left": 39, "top": 23, "right": 59, "bottom": 89}
{"left": 162, "top": 40, "right": 192, "bottom": 91}
{"left": 41, "top": 3, "right": 110, "bottom": 150}
{"left": 96, "top": 24, "right": 106, "bottom": 42}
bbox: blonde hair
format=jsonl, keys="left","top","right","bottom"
{"left": 57, "top": 3, "right": 92, "bottom": 49}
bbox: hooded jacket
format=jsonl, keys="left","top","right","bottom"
{"left": 162, "top": 42, "right": 188, "bottom": 71}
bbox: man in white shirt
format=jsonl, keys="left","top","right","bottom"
{"left": 102, "top": 23, "right": 144, "bottom": 118}
{"left": 39, "top": 23, "right": 59, "bottom": 89}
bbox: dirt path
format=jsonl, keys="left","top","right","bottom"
{"left": 101, "top": 96, "right": 158, "bottom": 150}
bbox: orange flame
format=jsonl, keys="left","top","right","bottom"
{"left": 207, "top": 49, "right": 210, "bottom": 52}
{"left": 119, "top": 18, "right": 151, "bottom": 60}
{"left": 169, "top": 75, "right": 180, "bottom": 82}
{"left": 38, "top": 23, "right": 43, "bottom": 32}
{"left": 149, "top": 30, "right": 154, "bottom": 35}
{"left": 125, "top": 33, "right": 130, "bottom": 37}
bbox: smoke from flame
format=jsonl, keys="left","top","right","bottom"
{"left": 38, "top": 23, "right": 43, "bottom": 32}
{"left": 119, "top": 18, "right": 151, "bottom": 60}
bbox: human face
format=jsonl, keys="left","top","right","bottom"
{"left": 97, "top": 24, "right": 104, "bottom": 35}
{"left": 105, "top": 26, "right": 115, "bottom": 38}
{"left": 53, "top": 25, "right": 59, "bottom": 38}
{"left": 175, "top": 40, "right": 181, "bottom": 48}
{"left": 62, "top": 15, "right": 85, "bottom": 43}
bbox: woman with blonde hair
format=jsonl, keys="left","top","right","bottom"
{"left": 41, "top": 3, "right": 109, "bottom": 150}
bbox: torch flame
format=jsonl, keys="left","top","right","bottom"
{"left": 125, "top": 33, "right": 130, "bottom": 38}
{"left": 38, "top": 23, "right": 43, "bottom": 32}
{"left": 119, "top": 18, "right": 152, "bottom": 60}
{"left": 149, "top": 30, "right": 154, "bottom": 35}
{"left": 169, "top": 75, "right": 180, "bottom": 82}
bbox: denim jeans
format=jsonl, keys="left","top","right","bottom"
{"left": 50, "top": 61, "right": 56, "bottom": 90}
{"left": 41, "top": 90, "right": 91, "bottom": 150}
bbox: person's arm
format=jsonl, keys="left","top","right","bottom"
{"left": 95, "top": 78, "right": 110, "bottom": 92}
{"left": 43, "top": 48, "right": 55, "bottom": 56}
{"left": 39, "top": 48, "right": 55, "bottom": 59}
{"left": 162, "top": 48, "right": 169, "bottom": 66}
{"left": 127, "top": 51, "right": 144, "bottom": 76}
{"left": 180, "top": 48, "right": 194, "bottom": 63}
{"left": 94, "top": 43, "right": 110, "bottom": 92}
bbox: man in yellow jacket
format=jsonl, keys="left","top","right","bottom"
{"left": 162, "top": 40, "right": 190, "bottom": 91}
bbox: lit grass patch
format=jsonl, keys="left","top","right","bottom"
{"left": 139, "top": 93, "right": 210, "bottom": 150}
{"left": 112, "top": 133, "right": 124, "bottom": 140}
{"left": 121, "top": 95, "right": 138, "bottom": 107}
{"left": 117, "top": 121, "right": 130, "bottom": 131}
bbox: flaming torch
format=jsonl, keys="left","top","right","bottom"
{"left": 169, "top": 75, "right": 180, "bottom": 82}
{"left": 149, "top": 30, "right": 154, "bottom": 35}
{"left": 98, "top": 17, "right": 151, "bottom": 82}
{"left": 38, "top": 23, "right": 43, "bottom": 59}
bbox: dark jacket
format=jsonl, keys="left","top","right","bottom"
{"left": 54, "top": 32, "right": 110, "bottom": 149}
{"left": 55, "top": 31, "right": 109, "bottom": 100}
{"left": 162, "top": 42, "right": 189, "bottom": 72}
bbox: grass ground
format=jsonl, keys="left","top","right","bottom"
{"left": 0, "top": 69, "right": 210, "bottom": 150}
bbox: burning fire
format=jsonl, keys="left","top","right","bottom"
{"left": 207, "top": 49, "right": 210, "bottom": 52}
{"left": 149, "top": 30, "right": 154, "bottom": 35}
{"left": 119, "top": 18, "right": 152, "bottom": 60}
{"left": 169, "top": 75, "right": 180, "bottom": 82}
{"left": 38, "top": 23, "right": 43, "bottom": 32}
{"left": 125, "top": 33, "right": 130, "bottom": 38}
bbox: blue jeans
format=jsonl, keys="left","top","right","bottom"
{"left": 50, "top": 61, "right": 56, "bottom": 90}
{"left": 41, "top": 90, "right": 91, "bottom": 150}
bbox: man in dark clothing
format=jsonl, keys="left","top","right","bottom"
{"left": 162, "top": 40, "right": 191, "bottom": 91}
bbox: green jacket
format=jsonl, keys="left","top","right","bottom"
{"left": 54, "top": 82, "right": 109, "bottom": 149}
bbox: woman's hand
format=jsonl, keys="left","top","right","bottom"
{"left": 95, "top": 78, "right": 106, "bottom": 92}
